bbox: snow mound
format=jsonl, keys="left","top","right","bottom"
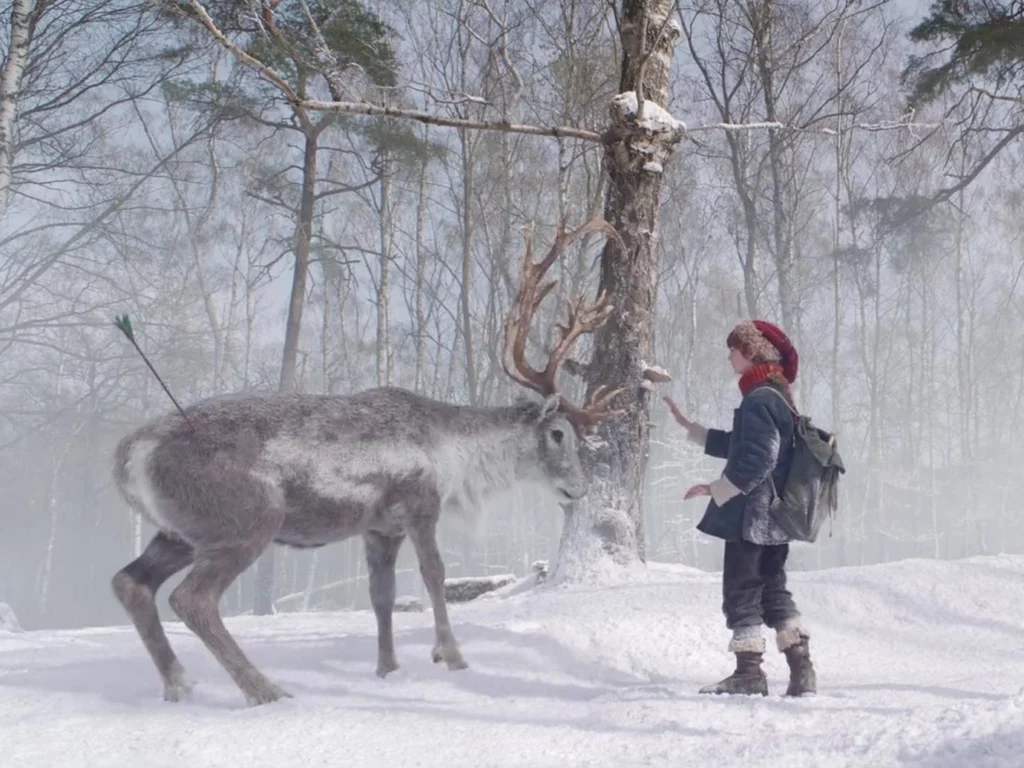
{"left": 0, "top": 602, "right": 21, "bottom": 632}
{"left": 2, "top": 556, "right": 1024, "bottom": 767}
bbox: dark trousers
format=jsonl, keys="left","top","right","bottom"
{"left": 722, "top": 540, "right": 800, "bottom": 630}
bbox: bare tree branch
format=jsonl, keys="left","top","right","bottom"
{"left": 186, "top": 0, "right": 604, "bottom": 142}
{"left": 931, "top": 124, "right": 1024, "bottom": 206}
{"left": 298, "top": 99, "right": 606, "bottom": 141}
{"left": 0, "top": 117, "right": 215, "bottom": 315}
{"left": 970, "top": 86, "right": 1024, "bottom": 107}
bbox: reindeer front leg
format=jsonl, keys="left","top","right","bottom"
{"left": 407, "top": 508, "right": 467, "bottom": 671}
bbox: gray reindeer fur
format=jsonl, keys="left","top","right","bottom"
{"left": 111, "top": 386, "right": 586, "bottom": 706}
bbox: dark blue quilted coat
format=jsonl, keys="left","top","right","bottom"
{"left": 697, "top": 383, "right": 796, "bottom": 544}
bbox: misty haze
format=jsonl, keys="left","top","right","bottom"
{"left": 1, "top": 1, "right": 1023, "bottom": 766}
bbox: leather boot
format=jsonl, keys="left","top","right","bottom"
{"left": 781, "top": 634, "right": 816, "bottom": 697}
{"left": 698, "top": 651, "right": 769, "bottom": 696}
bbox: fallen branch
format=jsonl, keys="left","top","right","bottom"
{"left": 444, "top": 574, "right": 517, "bottom": 602}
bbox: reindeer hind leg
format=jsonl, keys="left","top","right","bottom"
{"left": 168, "top": 518, "right": 289, "bottom": 707}
{"left": 112, "top": 531, "right": 196, "bottom": 701}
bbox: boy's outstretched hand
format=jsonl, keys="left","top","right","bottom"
{"left": 684, "top": 484, "right": 711, "bottom": 500}
{"left": 663, "top": 396, "right": 697, "bottom": 432}
{"left": 664, "top": 397, "right": 711, "bottom": 501}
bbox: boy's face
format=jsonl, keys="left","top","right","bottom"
{"left": 728, "top": 345, "right": 753, "bottom": 375}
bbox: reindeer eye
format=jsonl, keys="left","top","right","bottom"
{"left": 550, "top": 428, "right": 564, "bottom": 445}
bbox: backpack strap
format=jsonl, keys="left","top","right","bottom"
{"left": 754, "top": 384, "right": 799, "bottom": 420}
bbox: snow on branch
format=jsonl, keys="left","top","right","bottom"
{"left": 687, "top": 117, "right": 943, "bottom": 137}
{"left": 688, "top": 121, "right": 784, "bottom": 134}
{"left": 834, "top": 120, "right": 943, "bottom": 134}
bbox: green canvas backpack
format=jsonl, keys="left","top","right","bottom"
{"left": 761, "top": 387, "right": 846, "bottom": 543}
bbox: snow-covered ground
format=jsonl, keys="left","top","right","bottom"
{"left": 3, "top": 555, "right": 1024, "bottom": 768}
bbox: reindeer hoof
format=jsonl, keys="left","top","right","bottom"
{"left": 376, "top": 658, "right": 400, "bottom": 678}
{"left": 446, "top": 657, "right": 469, "bottom": 671}
{"left": 163, "top": 681, "right": 193, "bottom": 703}
{"left": 432, "top": 643, "right": 468, "bottom": 670}
{"left": 162, "top": 664, "right": 193, "bottom": 702}
{"left": 243, "top": 680, "right": 293, "bottom": 707}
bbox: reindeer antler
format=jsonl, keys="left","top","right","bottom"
{"left": 502, "top": 217, "right": 628, "bottom": 434}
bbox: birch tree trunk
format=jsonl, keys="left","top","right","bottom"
{"left": 554, "top": 0, "right": 681, "bottom": 580}
{"left": 0, "top": 0, "right": 35, "bottom": 218}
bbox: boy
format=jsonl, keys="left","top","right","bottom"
{"left": 664, "top": 320, "right": 815, "bottom": 697}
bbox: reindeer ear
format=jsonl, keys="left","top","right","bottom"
{"left": 540, "top": 394, "right": 561, "bottom": 420}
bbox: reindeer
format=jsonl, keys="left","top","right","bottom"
{"left": 110, "top": 219, "right": 625, "bottom": 707}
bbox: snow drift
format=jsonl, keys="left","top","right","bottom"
{"left": 2, "top": 555, "right": 1023, "bottom": 767}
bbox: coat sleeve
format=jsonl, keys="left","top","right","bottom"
{"left": 709, "top": 398, "right": 781, "bottom": 505}
{"left": 704, "top": 429, "right": 731, "bottom": 459}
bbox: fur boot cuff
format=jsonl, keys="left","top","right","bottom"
{"left": 776, "top": 625, "right": 810, "bottom": 652}
{"left": 728, "top": 635, "right": 766, "bottom": 653}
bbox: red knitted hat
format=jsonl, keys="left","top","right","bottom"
{"left": 727, "top": 320, "right": 799, "bottom": 383}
